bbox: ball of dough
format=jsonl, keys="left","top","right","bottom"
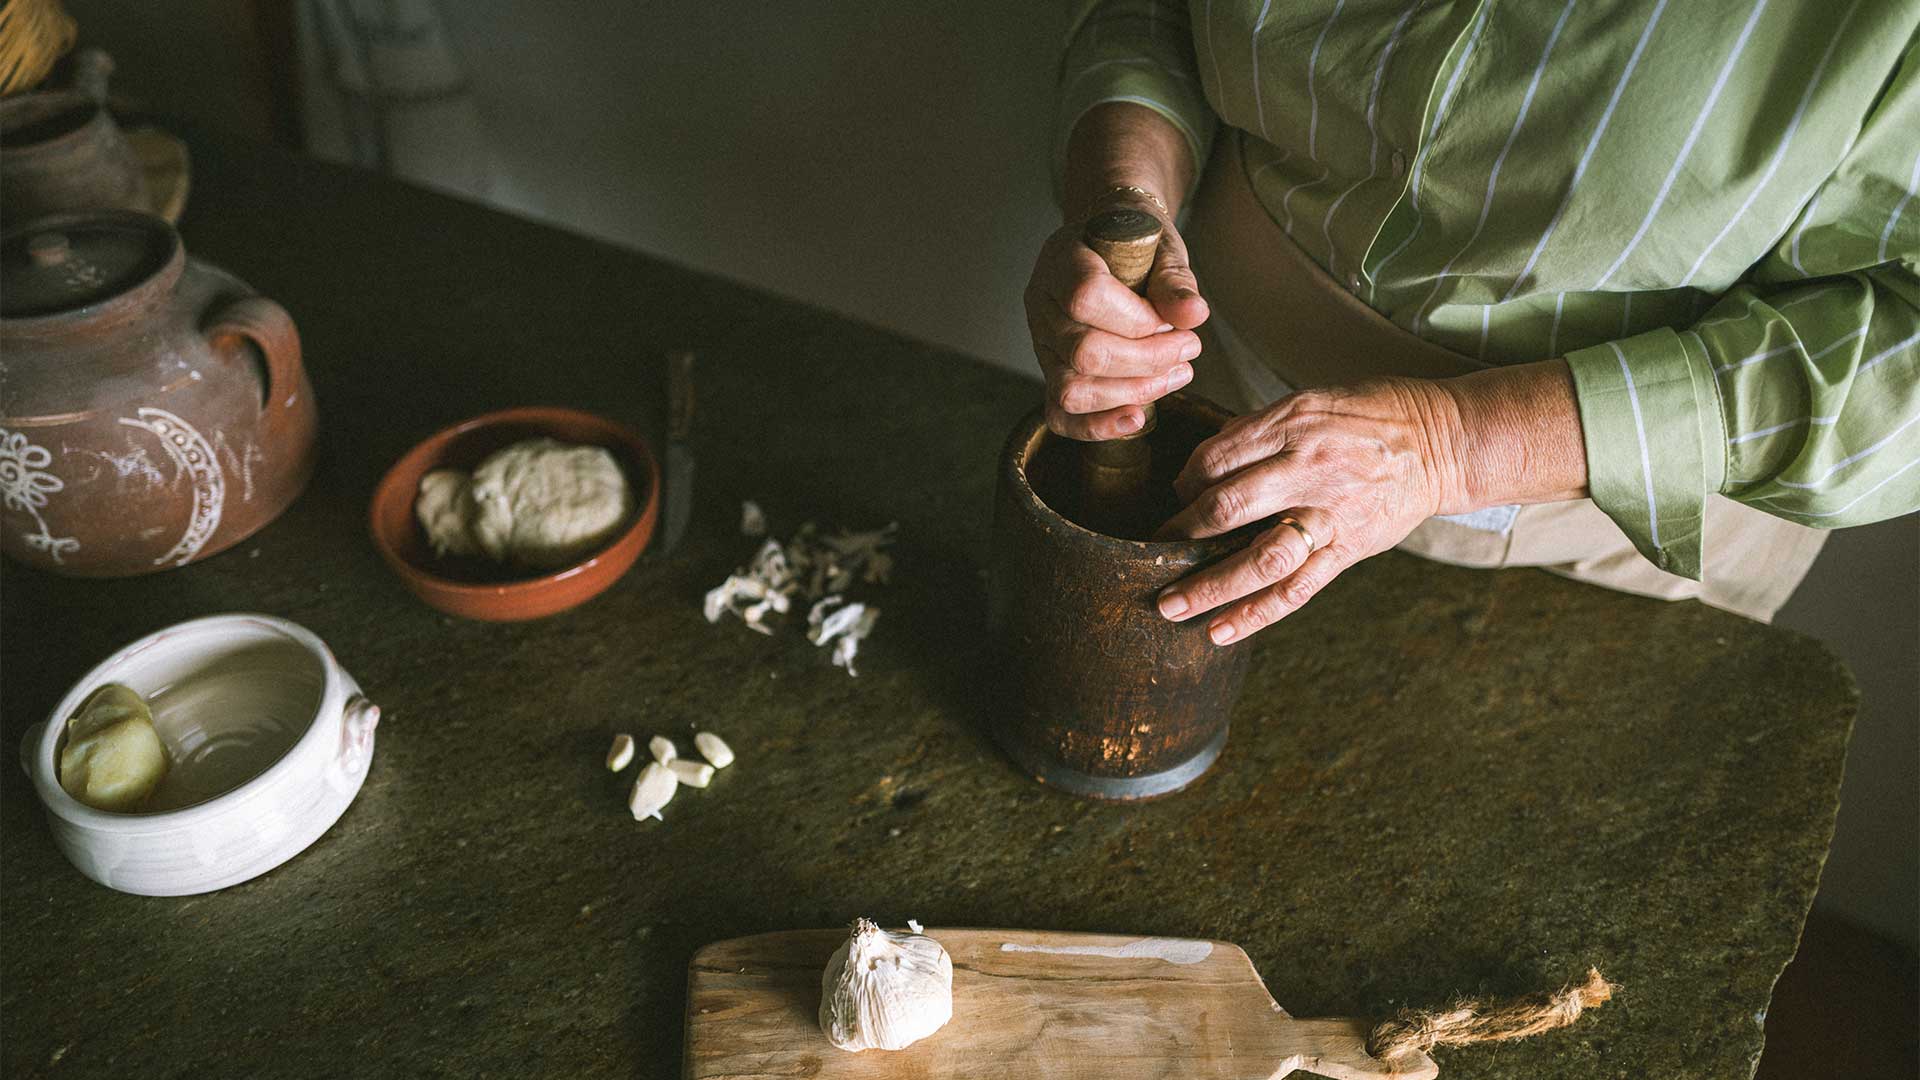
{"left": 59, "top": 683, "right": 169, "bottom": 812}
{"left": 415, "top": 468, "right": 482, "bottom": 557}
{"left": 468, "top": 438, "right": 633, "bottom": 568}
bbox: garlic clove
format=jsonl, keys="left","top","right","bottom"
{"left": 668, "top": 759, "right": 715, "bottom": 788}
{"left": 607, "top": 734, "right": 636, "bottom": 771}
{"left": 694, "top": 731, "right": 734, "bottom": 769}
{"left": 59, "top": 683, "right": 169, "bottom": 812}
{"left": 818, "top": 917, "right": 953, "bottom": 1052}
{"left": 628, "top": 762, "right": 675, "bottom": 821}
{"left": 648, "top": 736, "right": 677, "bottom": 765}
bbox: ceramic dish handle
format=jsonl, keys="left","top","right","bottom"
{"left": 203, "top": 296, "right": 303, "bottom": 416}
{"left": 19, "top": 721, "right": 45, "bottom": 778}
{"left": 338, "top": 695, "right": 381, "bottom": 776}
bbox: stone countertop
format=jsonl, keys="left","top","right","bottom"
{"left": 0, "top": 133, "right": 1855, "bottom": 1080}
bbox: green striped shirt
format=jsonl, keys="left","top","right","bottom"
{"left": 1058, "top": 0, "right": 1920, "bottom": 578}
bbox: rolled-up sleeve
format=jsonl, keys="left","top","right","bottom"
{"left": 1562, "top": 328, "right": 1724, "bottom": 578}
{"left": 1055, "top": 0, "right": 1216, "bottom": 198}
{"left": 1563, "top": 40, "right": 1920, "bottom": 580}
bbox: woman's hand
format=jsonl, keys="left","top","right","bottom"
{"left": 1024, "top": 211, "right": 1209, "bottom": 440}
{"left": 1153, "top": 379, "right": 1465, "bottom": 642}
{"left": 1154, "top": 362, "right": 1588, "bottom": 643}
{"left": 1028, "top": 101, "right": 1209, "bottom": 440}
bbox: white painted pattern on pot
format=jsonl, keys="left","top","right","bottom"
{"left": 117, "top": 406, "right": 224, "bottom": 566}
{"left": 21, "top": 614, "right": 379, "bottom": 897}
{"left": 0, "top": 425, "right": 80, "bottom": 563}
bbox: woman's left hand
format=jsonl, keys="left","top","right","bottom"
{"left": 1153, "top": 377, "right": 1469, "bottom": 644}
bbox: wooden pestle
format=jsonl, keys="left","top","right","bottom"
{"left": 1079, "top": 208, "right": 1164, "bottom": 536}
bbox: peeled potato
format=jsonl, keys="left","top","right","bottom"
{"left": 59, "top": 683, "right": 169, "bottom": 812}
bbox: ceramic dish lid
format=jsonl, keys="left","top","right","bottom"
{"left": 1, "top": 211, "right": 177, "bottom": 320}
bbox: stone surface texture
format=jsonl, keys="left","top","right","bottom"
{"left": 0, "top": 133, "right": 1856, "bottom": 1079}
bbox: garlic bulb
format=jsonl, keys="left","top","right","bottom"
{"left": 818, "top": 918, "right": 952, "bottom": 1052}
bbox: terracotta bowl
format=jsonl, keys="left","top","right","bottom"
{"left": 369, "top": 406, "right": 659, "bottom": 621}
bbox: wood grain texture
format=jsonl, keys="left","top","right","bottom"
{"left": 684, "top": 929, "right": 1437, "bottom": 1080}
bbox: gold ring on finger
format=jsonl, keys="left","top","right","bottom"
{"left": 1278, "top": 515, "right": 1317, "bottom": 555}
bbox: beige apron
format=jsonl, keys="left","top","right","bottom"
{"left": 1181, "top": 133, "right": 1826, "bottom": 622}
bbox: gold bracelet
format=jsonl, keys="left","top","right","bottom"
{"left": 1096, "top": 184, "right": 1169, "bottom": 216}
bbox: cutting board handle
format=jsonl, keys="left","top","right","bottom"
{"left": 1271, "top": 1017, "right": 1438, "bottom": 1080}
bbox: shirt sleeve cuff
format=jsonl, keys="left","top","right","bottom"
{"left": 1562, "top": 328, "right": 1728, "bottom": 580}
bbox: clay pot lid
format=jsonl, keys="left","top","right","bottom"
{"left": 1, "top": 211, "right": 177, "bottom": 320}
{"left": 0, "top": 89, "right": 102, "bottom": 148}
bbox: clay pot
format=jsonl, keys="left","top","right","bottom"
{"left": 989, "top": 393, "right": 1256, "bottom": 800}
{"left": 0, "top": 49, "right": 149, "bottom": 225}
{"left": 0, "top": 211, "right": 317, "bottom": 577}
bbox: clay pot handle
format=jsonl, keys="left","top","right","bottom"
{"left": 71, "top": 48, "right": 114, "bottom": 104}
{"left": 203, "top": 295, "right": 303, "bottom": 414}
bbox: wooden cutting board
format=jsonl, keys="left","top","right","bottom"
{"left": 684, "top": 928, "right": 1437, "bottom": 1079}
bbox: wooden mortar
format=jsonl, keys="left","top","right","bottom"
{"left": 988, "top": 392, "right": 1255, "bottom": 800}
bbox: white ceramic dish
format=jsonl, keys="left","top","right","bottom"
{"left": 20, "top": 613, "right": 380, "bottom": 896}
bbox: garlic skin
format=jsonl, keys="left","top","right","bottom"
{"left": 819, "top": 918, "right": 952, "bottom": 1052}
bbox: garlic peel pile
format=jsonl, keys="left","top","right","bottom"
{"left": 704, "top": 513, "right": 894, "bottom": 673}
{"left": 819, "top": 918, "right": 953, "bottom": 1052}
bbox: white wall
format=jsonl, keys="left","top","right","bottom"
{"left": 69, "top": 0, "right": 1918, "bottom": 946}
{"left": 297, "top": 0, "right": 1068, "bottom": 374}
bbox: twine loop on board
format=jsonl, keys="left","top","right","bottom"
{"left": 1368, "top": 968, "right": 1617, "bottom": 1062}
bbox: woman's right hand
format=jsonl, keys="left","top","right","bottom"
{"left": 1024, "top": 193, "right": 1212, "bottom": 441}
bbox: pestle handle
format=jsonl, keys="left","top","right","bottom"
{"left": 1078, "top": 209, "right": 1164, "bottom": 534}
{"left": 1081, "top": 209, "right": 1164, "bottom": 438}
{"left": 1083, "top": 208, "right": 1163, "bottom": 291}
